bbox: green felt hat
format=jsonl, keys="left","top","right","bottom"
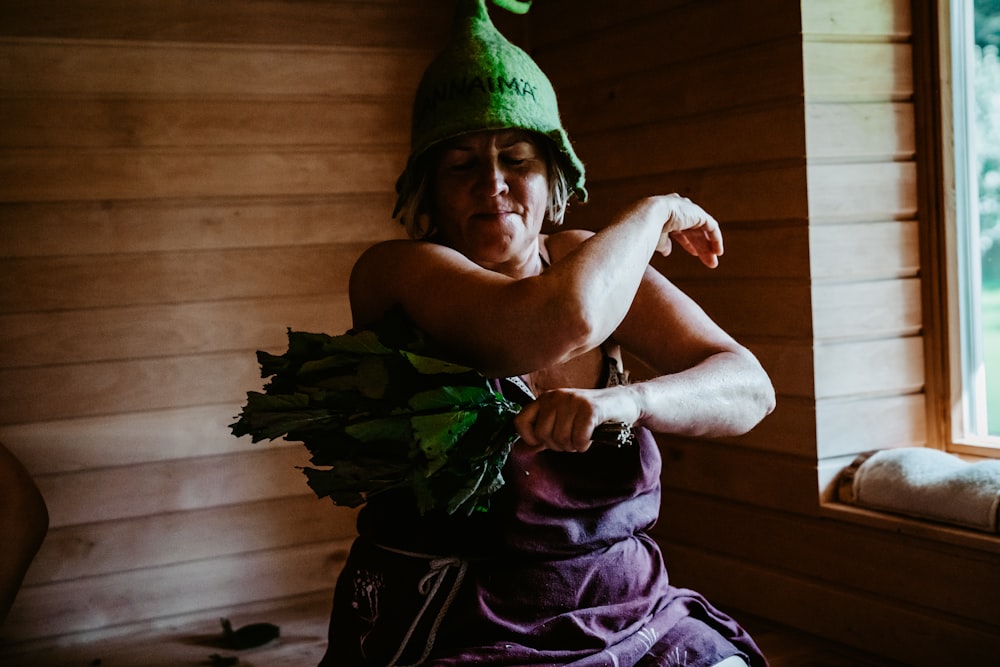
{"left": 394, "top": 0, "right": 587, "bottom": 215}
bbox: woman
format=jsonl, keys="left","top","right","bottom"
{"left": 320, "top": 2, "right": 775, "bottom": 665}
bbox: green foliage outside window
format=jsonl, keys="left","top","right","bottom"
{"left": 973, "top": 0, "right": 1000, "bottom": 433}
{"left": 975, "top": 0, "right": 1000, "bottom": 284}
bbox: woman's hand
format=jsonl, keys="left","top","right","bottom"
{"left": 644, "top": 194, "right": 724, "bottom": 268}
{"left": 513, "top": 386, "right": 641, "bottom": 453}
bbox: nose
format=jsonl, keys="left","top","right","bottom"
{"left": 474, "top": 159, "right": 509, "bottom": 197}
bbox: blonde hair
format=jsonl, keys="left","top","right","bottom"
{"left": 395, "top": 135, "right": 572, "bottom": 241}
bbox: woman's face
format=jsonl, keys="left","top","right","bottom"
{"left": 431, "top": 129, "right": 549, "bottom": 272}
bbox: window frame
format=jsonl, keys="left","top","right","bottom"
{"left": 918, "top": 0, "right": 1000, "bottom": 459}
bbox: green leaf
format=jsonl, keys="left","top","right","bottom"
{"left": 408, "top": 385, "right": 494, "bottom": 412}
{"left": 445, "top": 462, "right": 489, "bottom": 515}
{"left": 355, "top": 356, "right": 390, "bottom": 399}
{"left": 230, "top": 392, "right": 334, "bottom": 442}
{"left": 401, "top": 350, "right": 474, "bottom": 375}
{"left": 298, "top": 353, "right": 366, "bottom": 376}
{"left": 288, "top": 329, "right": 391, "bottom": 357}
{"left": 412, "top": 410, "right": 479, "bottom": 474}
{"left": 234, "top": 309, "right": 519, "bottom": 515}
{"left": 301, "top": 454, "right": 413, "bottom": 507}
{"left": 344, "top": 415, "right": 412, "bottom": 443}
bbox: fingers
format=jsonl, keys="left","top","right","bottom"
{"left": 658, "top": 194, "right": 723, "bottom": 268}
{"left": 514, "top": 391, "right": 600, "bottom": 453}
{"left": 656, "top": 235, "right": 674, "bottom": 257}
{"left": 672, "top": 227, "right": 723, "bottom": 268}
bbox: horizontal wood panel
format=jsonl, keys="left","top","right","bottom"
{"left": 655, "top": 222, "right": 810, "bottom": 281}
{"left": 672, "top": 280, "right": 813, "bottom": 340}
{"left": 722, "top": 395, "right": 818, "bottom": 457}
{"left": 559, "top": 39, "right": 806, "bottom": 136}
{"left": 654, "top": 220, "right": 916, "bottom": 283}
{"left": 535, "top": 0, "right": 802, "bottom": 91}
{"left": 659, "top": 544, "right": 1000, "bottom": 665}
{"left": 0, "top": 195, "right": 404, "bottom": 258}
{"left": 812, "top": 278, "right": 922, "bottom": 340}
{"left": 813, "top": 337, "right": 924, "bottom": 399}
{"left": 579, "top": 103, "right": 805, "bottom": 182}
{"left": 0, "top": 405, "right": 290, "bottom": 475}
{"left": 815, "top": 393, "right": 926, "bottom": 459}
{"left": 0, "top": 96, "right": 411, "bottom": 149}
{"left": 5, "top": 540, "right": 349, "bottom": 644}
{"left": 25, "top": 495, "right": 356, "bottom": 586}
{"left": 800, "top": 0, "right": 911, "bottom": 39}
{"left": 656, "top": 491, "right": 1000, "bottom": 643}
{"left": 802, "top": 42, "right": 914, "bottom": 101}
{"left": 531, "top": 0, "right": 690, "bottom": 47}
{"left": 806, "top": 102, "right": 915, "bottom": 160}
{"left": 0, "top": 39, "right": 430, "bottom": 97}
{"left": 751, "top": 341, "right": 815, "bottom": 399}
{"left": 806, "top": 161, "right": 917, "bottom": 222}
{"left": 809, "top": 220, "right": 919, "bottom": 280}
{"left": 0, "top": 244, "right": 362, "bottom": 313}
{"left": 0, "top": 366, "right": 816, "bottom": 474}
{"left": 569, "top": 163, "right": 809, "bottom": 230}
{"left": 0, "top": 0, "right": 453, "bottom": 47}
{"left": 657, "top": 435, "right": 821, "bottom": 514}
{"left": 0, "top": 294, "right": 352, "bottom": 369}
{"left": 0, "top": 351, "right": 259, "bottom": 424}
{"left": 35, "top": 447, "right": 317, "bottom": 528}
{"left": 0, "top": 148, "right": 401, "bottom": 202}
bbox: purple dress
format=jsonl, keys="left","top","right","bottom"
{"left": 319, "top": 369, "right": 768, "bottom": 667}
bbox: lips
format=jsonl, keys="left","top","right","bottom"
{"left": 471, "top": 209, "right": 517, "bottom": 221}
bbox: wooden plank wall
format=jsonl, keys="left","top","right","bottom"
{"left": 0, "top": 0, "right": 450, "bottom": 649}
{"left": 534, "top": 0, "right": 1000, "bottom": 665}
{"left": 2, "top": 0, "right": 999, "bottom": 663}
{"left": 801, "top": 0, "right": 926, "bottom": 490}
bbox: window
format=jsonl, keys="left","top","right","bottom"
{"left": 943, "top": 0, "right": 1000, "bottom": 454}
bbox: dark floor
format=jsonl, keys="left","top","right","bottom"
{"left": 0, "top": 594, "right": 905, "bottom": 667}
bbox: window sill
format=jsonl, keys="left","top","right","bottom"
{"left": 819, "top": 501, "right": 1000, "bottom": 555}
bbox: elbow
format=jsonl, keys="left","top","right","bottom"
{"left": 543, "top": 298, "right": 604, "bottom": 365}
{"left": 490, "top": 284, "right": 605, "bottom": 374}
{"left": 736, "top": 355, "right": 777, "bottom": 434}
{"left": 752, "top": 376, "right": 777, "bottom": 428}
{"left": 702, "top": 349, "right": 776, "bottom": 438}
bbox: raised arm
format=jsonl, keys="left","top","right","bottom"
{"left": 350, "top": 195, "right": 722, "bottom": 377}
{"left": 513, "top": 258, "right": 776, "bottom": 451}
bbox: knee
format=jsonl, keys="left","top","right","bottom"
{"left": 0, "top": 442, "right": 48, "bottom": 542}
{"left": 711, "top": 656, "right": 750, "bottom": 667}
{"left": 0, "top": 442, "right": 49, "bottom": 622}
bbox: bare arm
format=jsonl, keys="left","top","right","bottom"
{"left": 514, "top": 264, "right": 776, "bottom": 451}
{"left": 613, "top": 268, "right": 775, "bottom": 437}
{"left": 350, "top": 195, "right": 721, "bottom": 377}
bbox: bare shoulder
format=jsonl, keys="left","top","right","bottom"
{"left": 351, "top": 238, "right": 459, "bottom": 280}
{"left": 542, "top": 228, "right": 595, "bottom": 262}
{"left": 349, "top": 239, "right": 436, "bottom": 327}
{"left": 349, "top": 238, "right": 491, "bottom": 329}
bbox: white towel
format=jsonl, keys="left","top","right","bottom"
{"left": 839, "top": 448, "right": 1000, "bottom": 533}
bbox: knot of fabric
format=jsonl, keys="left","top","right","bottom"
{"left": 378, "top": 546, "right": 470, "bottom": 667}
{"left": 418, "top": 556, "right": 465, "bottom": 595}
